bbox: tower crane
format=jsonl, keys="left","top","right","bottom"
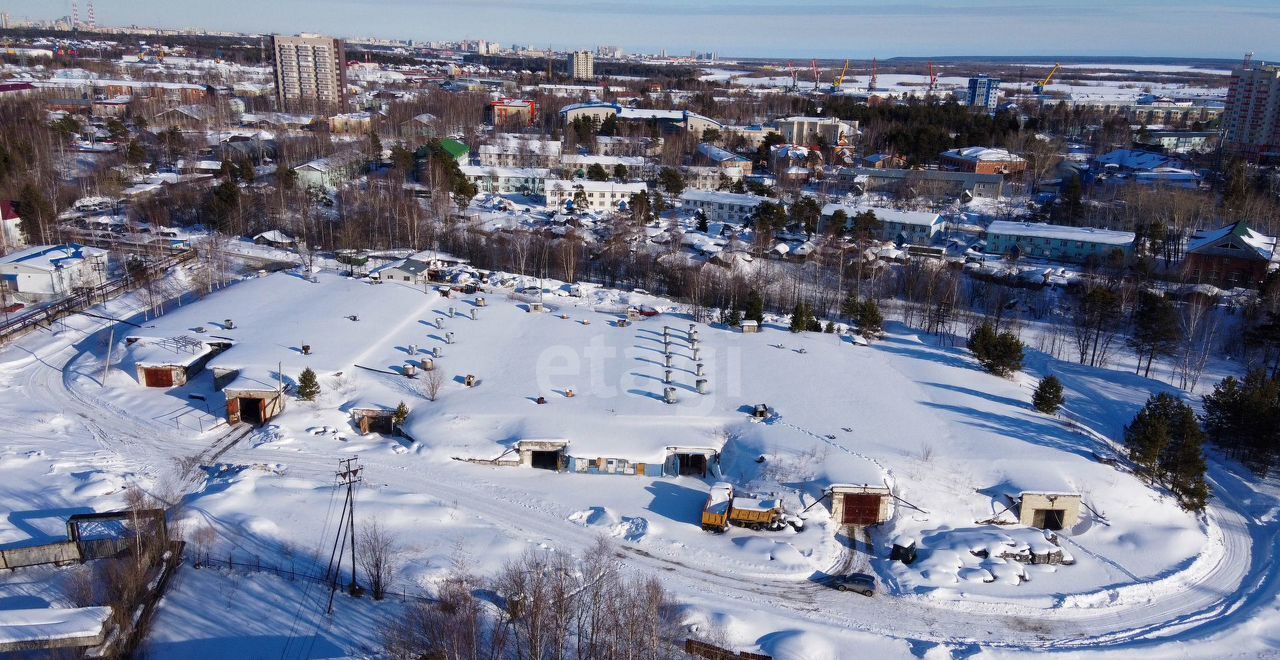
{"left": 831, "top": 59, "right": 850, "bottom": 93}
{"left": 867, "top": 57, "right": 878, "bottom": 93}
{"left": 928, "top": 61, "right": 938, "bottom": 93}
{"left": 810, "top": 58, "right": 820, "bottom": 92}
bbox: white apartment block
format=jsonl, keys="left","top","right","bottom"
{"left": 567, "top": 50, "right": 594, "bottom": 80}
{"left": 680, "top": 189, "right": 771, "bottom": 225}
{"left": 545, "top": 179, "right": 647, "bottom": 213}
{"left": 477, "top": 135, "right": 563, "bottom": 168}
{"left": 773, "top": 116, "right": 858, "bottom": 146}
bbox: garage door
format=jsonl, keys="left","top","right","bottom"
{"left": 143, "top": 368, "right": 174, "bottom": 388}
{"left": 841, "top": 494, "right": 882, "bottom": 525}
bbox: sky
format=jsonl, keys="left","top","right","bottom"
{"left": 5, "top": 0, "right": 1278, "bottom": 60}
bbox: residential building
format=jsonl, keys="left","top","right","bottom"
{"left": 1134, "top": 130, "right": 1216, "bottom": 154}
{"left": 272, "top": 34, "right": 347, "bottom": 107}
{"left": 833, "top": 167, "right": 1006, "bottom": 199}
{"left": 460, "top": 166, "right": 550, "bottom": 195}
{"left": 1183, "top": 221, "right": 1278, "bottom": 288}
{"left": 984, "top": 221, "right": 1134, "bottom": 264}
{"left": 680, "top": 189, "right": 771, "bottom": 225}
{"left": 560, "top": 155, "right": 652, "bottom": 180}
{"left": 294, "top": 150, "right": 364, "bottom": 189}
{"left": 1223, "top": 64, "right": 1280, "bottom": 159}
{"left": 1095, "top": 149, "right": 1182, "bottom": 172}
{"left": 489, "top": 98, "right": 537, "bottom": 127}
{"left": 697, "top": 143, "right": 753, "bottom": 174}
{"left": 773, "top": 116, "right": 858, "bottom": 147}
{"left": 965, "top": 75, "right": 1002, "bottom": 111}
{"left": 477, "top": 135, "right": 562, "bottom": 168}
{"left": 545, "top": 179, "right": 647, "bottom": 213}
{"left": 821, "top": 204, "right": 943, "bottom": 245}
{"left": 683, "top": 166, "right": 744, "bottom": 191}
{"left": 567, "top": 50, "right": 594, "bottom": 80}
{"left": 595, "top": 135, "right": 663, "bottom": 157}
{"left": 327, "top": 111, "right": 375, "bottom": 134}
{"left": 438, "top": 138, "right": 470, "bottom": 164}
{"left": 560, "top": 102, "right": 722, "bottom": 135}
{"left": 0, "top": 244, "right": 109, "bottom": 298}
{"left": 941, "top": 147, "right": 1027, "bottom": 175}
{"left": 0, "top": 201, "right": 24, "bottom": 253}
{"left": 721, "top": 124, "right": 773, "bottom": 150}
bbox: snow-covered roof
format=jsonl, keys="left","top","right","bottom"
{"left": 1095, "top": 149, "right": 1180, "bottom": 172}
{"left": 0, "top": 607, "right": 111, "bottom": 647}
{"left": 125, "top": 336, "right": 217, "bottom": 368}
{"left": 942, "top": 147, "right": 1026, "bottom": 164}
{"left": 698, "top": 143, "right": 749, "bottom": 164}
{"left": 0, "top": 244, "right": 106, "bottom": 272}
{"left": 461, "top": 165, "right": 551, "bottom": 179}
{"left": 986, "top": 221, "right": 1134, "bottom": 245}
{"left": 544, "top": 178, "right": 647, "bottom": 194}
{"left": 681, "top": 189, "right": 771, "bottom": 207}
{"left": 821, "top": 204, "right": 942, "bottom": 228}
{"left": 254, "top": 230, "right": 295, "bottom": 244}
{"left": 1186, "top": 222, "right": 1277, "bottom": 260}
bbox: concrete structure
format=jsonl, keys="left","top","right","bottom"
{"left": 941, "top": 147, "right": 1027, "bottom": 175}
{"left": 489, "top": 98, "right": 536, "bottom": 126}
{"left": 1223, "top": 64, "right": 1280, "bottom": 159}
{"left": 478, "top": 135, "right": 562, "bottom": 168}
{"left": 125, "top": 335, "right": 226, "bottom": 388}
{"left": 1018, "top": 492, "right": 1081, "bottom": 531}
{"left": 0, "top": 244, "right": 108, "bottom": 298}
{"left": 1134, "top": 130, "right": 1216, "bottom": 154}
{"left": 965, "top": 75, "right": 1002, "bottom": 111}
{"left": 829, "top": 484, "right": 893, "bottom": 526}
{"left": 1184, "top": 221, "right": 1278, "bottom": 289}
{"left": 518, "top": 438, "right": 569, "bottom": 470}
{"left": 567, "top": 50, "right": 594, "bottom": 80}
{"left": 721, "top": 124, "right": 775, "bottom": 149}
{"left": 272, "top": 34, "right": 347, "bottom": 107}
{"left": 834, "top": 167, "right": 1006, "bottom": 199}
{"left": 985, "top": 221, "right": 1135, "bottom": 264}
{"left": 560, "top": 102, "right": 721, "bottom": 135}
{"left": 460, "top": 165, "right": 550, "bottom": 195}
{"left": 595, "top": 135, "right": 663, "bottom": 157}
{"left": 327, "top": 111, "right": 375, "bottom": 134}
{"left": 821, "top": 204, "right": 943, "bottom": 244}
{"left": 294, "top": 150, "right": 364, "bottom": 189}
{"left": 220, "top": 370, "right": 286, "bottom": 425}
{"left": 680, "top": 189, "right": 771, "bottom": 225}
{"left": 545, "top": 179, "right": 647, "bottom": 213}
{"left": 683, "top": 165, "right": 744, "bottom": 191}
{"left": 773, "top": 116, "right": 858, "bottom": 147}
{"left": 560, "top": 155, "right": 651, "bottom": 180}
{"left": 697, "top": 143, "right": 753, "bottom": 173}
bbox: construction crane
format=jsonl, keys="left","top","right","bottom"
{"left": 786, "top": 61, "right": 798, "bottom": 91}
{"left": 831, "top": 59, "right": 850, "bottom": 93}
{"left": 927, "top": 61, "right": 938, "bottom": 93}
{"left": 867, "top": 57, "right": 878, "bottom": 93}
{"left": 1032, "top": 63, "right": 1061, "bottom": 96}
{"left": 810, "top": 58, "right": 820, "bottom": 92}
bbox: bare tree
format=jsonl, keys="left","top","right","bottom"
{"left": 358, "top": 521, "right": 401, "bottom": 600}
{"left": 422, "top": 368, "right": 444, "bottom": 402}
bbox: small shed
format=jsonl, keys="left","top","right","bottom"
{"left": 351, "top": 408, "right": 396, "bottom": 435}
{"left": 829, "top": 484, "right": 893, "bottom": 526}
{"left": 663, "top": 446, "right": 721, "bottom": 477}
{"left": 253, "top": 230, "right": 297, "bottom": 249}
{"left": 517, "top": 439, "right": 568, "bottom": 471}
{"left": 220, "top": 370, "right": 286, "bottom": 425}
{"left": 1018, "top": 492, "right": 1081, "bottom": 531}
{"left": 125, "top": 336, "right": 226, "bottom": 388}
{"left": 740, "top": 320, "right": 760, "bottom": 333}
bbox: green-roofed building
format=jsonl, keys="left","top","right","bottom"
{"left": 440, "top": 139, "right": 470, "bottom": 163}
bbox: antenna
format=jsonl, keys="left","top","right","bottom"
{"left": 87, "top": 0, "right": 95, "bottom": 29}
{"left": 71, "top": 1, "right": 79, "bottom": 29}
{"left": 1244, "top": 51, "right": 1255, "bottom": 68}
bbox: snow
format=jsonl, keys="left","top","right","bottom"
{"left": 0, "top": 606, "right": 110, "bottom": 645}
{"left": 986, "top": 221, "right": 1136, "bottom": 245}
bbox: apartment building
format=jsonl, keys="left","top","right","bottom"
{"left": 1223, "top": 64, "right": 1280, "bottom": 159}
{"left": 965, "top": 75, "right": 1002, "bottom": 111}
{"left": 773, "top": 117, "right": 858, "bottom": 147}
{"left": 985, "top": 221, "right": 1134, "bottom": 264}
{"left": 680, "top": 189, "right": 771, "bottom": 225}
{"left": 567, "top": 50, "right": 595, "bottom": 80}
{"left": 477, "top": 135, "right": 563, "bottom": 168}
{"left": 821, "top": 204, "right": 944, "bottom": 245}
{"left": 273, "top": 34, "right": 346, "bottom": 107}
{"left": 545, "top": 179, "right": 647, "bottom": 213}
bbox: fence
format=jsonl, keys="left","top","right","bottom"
{"left": 196, "top": 554, "right": 438, "bottom": 604}
{"left": 685, "top": 639, "right": 772, "bottom": 660}
{"left": 0, "top": 540, "right": 81, "bottom": 570}
{"left": 0, "top": 248, "right": 196, "bottom": 344}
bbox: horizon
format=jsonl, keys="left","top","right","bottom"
{"left": 1, "top": 0, "right": 1277, "bottom": 61}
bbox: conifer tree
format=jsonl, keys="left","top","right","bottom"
{"left": 1032, "top": 375, "right": 1065, "bottom": 414}
{"left": 743, "top": 290, "right": 765, "bottom": 325}
{"left": 392, "top": 401, "right": 409, "bottom": 429}
{"left": 297, "top": 368, "right": 321, "bottom": 401}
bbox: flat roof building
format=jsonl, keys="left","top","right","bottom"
{"left": 273, "top": 34, "right": 346, "bottom": 108}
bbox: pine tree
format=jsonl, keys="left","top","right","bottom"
{"left": 789, "top": 302, "right": 810, "bottom": 333}
{"left": 824, "top": 321, "right": 836, "bottom": 334}
{"left": 1125, "top": 392, "right": 1210, "bottom": 511}
{"left": 1125, "top": 394, "right": 1174, "bottom": 480}
{"left": 297, "top": 368, "right": 321, "bottom": 401}
{"left": 586, "top": 163, "right": 609, "bottom": 181}
{"left": 695, "top": 211, "right": 709, "bottom": 234}
{"left": 857, "top": 300, "right": 884, "bottom": 338}
{"left": 1128, "top": 291, "right": 1181, "bottom": 377}
{"left": 392, "top": 401, "right": 409, "bottom": 429}
{"left": 968, "top": 322, "right": 1023, "bottom": 376}
{"left": 1202, "top": 369, "right": 1280, "bottom": 476}
{"left": 744, "top": 290, "right": 765, "bottom": 325}
{"left": 1032, "top": 375, "right": 1065, "bottom": 414}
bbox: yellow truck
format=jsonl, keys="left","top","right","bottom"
{"left": 701, "top": 483, "right": 786, "bottom": 532}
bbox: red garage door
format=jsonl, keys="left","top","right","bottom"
{"left": 841, "top": 494, "right": 882, "bottom": 525}
{"left": 143, "top": 368, "right": 174, "bottom": 388}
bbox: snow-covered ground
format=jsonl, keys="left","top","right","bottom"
{"left": 0, "top": 268, "right": 1276, "bottom": 658}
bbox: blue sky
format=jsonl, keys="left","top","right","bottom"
{"left": 8, "top": 0, "right": 1277, "bottom": 59}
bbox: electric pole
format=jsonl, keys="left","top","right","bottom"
{"left": 325, "top": 456, "right": 363, "bottom": 614}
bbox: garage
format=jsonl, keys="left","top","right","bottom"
{"left": 829, "top": 484, "right": 893, "bottom": 527}
{"left": 840, "top": 494, "right": 884, "bottom": 525}
{"left": 141, "top": 367, "right": 175, "bottom": 388}
{"left": 530, "top": 450, "right": 562, "bottom": 471}
{"left": 517, "top": 439, "right": 569, "bottom": 472}
{"left": 1018, "top": 492, "right": 1081, "bottom": 531}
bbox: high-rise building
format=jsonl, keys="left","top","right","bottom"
{"left": 567, "top": 50, "right": 594, "bottom": 80}
{"left": 965, "top": 75, "right": 1002, "bottom": 111}
{"left": 1223, "top": 64, "right": 1280, "bottom": 160}
{"left": 1, "top": 12, "right": 10, "bottom": 30}
{"left": 272, "top": 34, "right": 347, "bottom": 107}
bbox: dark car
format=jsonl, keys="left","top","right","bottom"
{"left": 832, "top": 573, "right": 876, "bottom": 596}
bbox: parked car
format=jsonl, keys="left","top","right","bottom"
{"left": 831, "top": 573, "right": 876, "bottom": 596}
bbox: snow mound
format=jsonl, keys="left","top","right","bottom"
{"left": 567, "top": 507, "right": 649, "bottom": 541}
{"left": 758, "top": 629, "right": 839, "bottom": 660}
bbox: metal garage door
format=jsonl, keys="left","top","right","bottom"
{"left": 841, "top": 494, "right": 882, "bottom": 525}
{"left": 143, "top": 368, "right": 173, "bottom": 388}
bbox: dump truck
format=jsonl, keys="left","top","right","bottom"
{"left": 701, "top": 482, "right": 787, "bottom": 533}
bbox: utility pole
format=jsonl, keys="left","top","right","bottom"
{"left": 325, "top": 456, "right": 363, "bottom": 614}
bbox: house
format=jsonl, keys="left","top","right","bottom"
{"left": 941, "top": 147, "right": 1027, "bottom": 175}
{"left": 372, "top": 250, "right": 468, "bottom": 285}
{"left": 438, "top": 138, "right": 470, "bottom": 164}
{"left": 985, "top": 221, "right": 1135, "bottom": 264}
{"left": 460, "top": 165, "right": 550, "bottom": 195}
{"left": 1183, "top": 221, "right": 1278, "bottom": 288}
{"left": 544, "top": 179, "right": 647, "bottom": 213}
{"left": 680, "top": 190, "right": 771, "bottom": 225}
{"left": 821, "top": 204, "right": 943, "bottom": 244}
{"left": 829, "top": 484, "right": 893, "bottom": 526}
{"left": 1017, "top": 492, "right": 1081, "bottom": 531}
{"left": 153, "top": 104, "right": 217, "bottom": 128}
{"left": 478, "top": 135, "right": 562, "bottom": 168}
{"left": 595, "top": 135, "right": 663, "bottom": 157}
{"left": 861, "top": 153, "right": 905, "bottom": 169}
{"left": 253, "top": 230, "right": 297, "bottom": 249}
{"left": 124, "top": 335, "right": 227, "bottom": 388}
{"left": 0, "top": 244, "right": 109, "bottom": 298}
{"left": 683, "top": 165, "right": 743, "bottom": 191}
{"left": 833, "top": 167, "right": 1006, "bottom": 199}
{"left": 560, "top": 155, "right": 651, "bottom": 180}
{"left": 1134, "top": 130, "right": 1216, "bottom": 154}
{"left": 295, "top": 150, "right": 364, "bottom": 189}
{"left": 697, "top": 143, "right": 753, "bottom": 174}
{"left": 0, "top": 201, "right": 24, "bottom": 253}
{"left": 721, "top": 124, "right": 774, "bottom": 150}
{"left": 399, "top": 112, "right": 439, "bottom": 138}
